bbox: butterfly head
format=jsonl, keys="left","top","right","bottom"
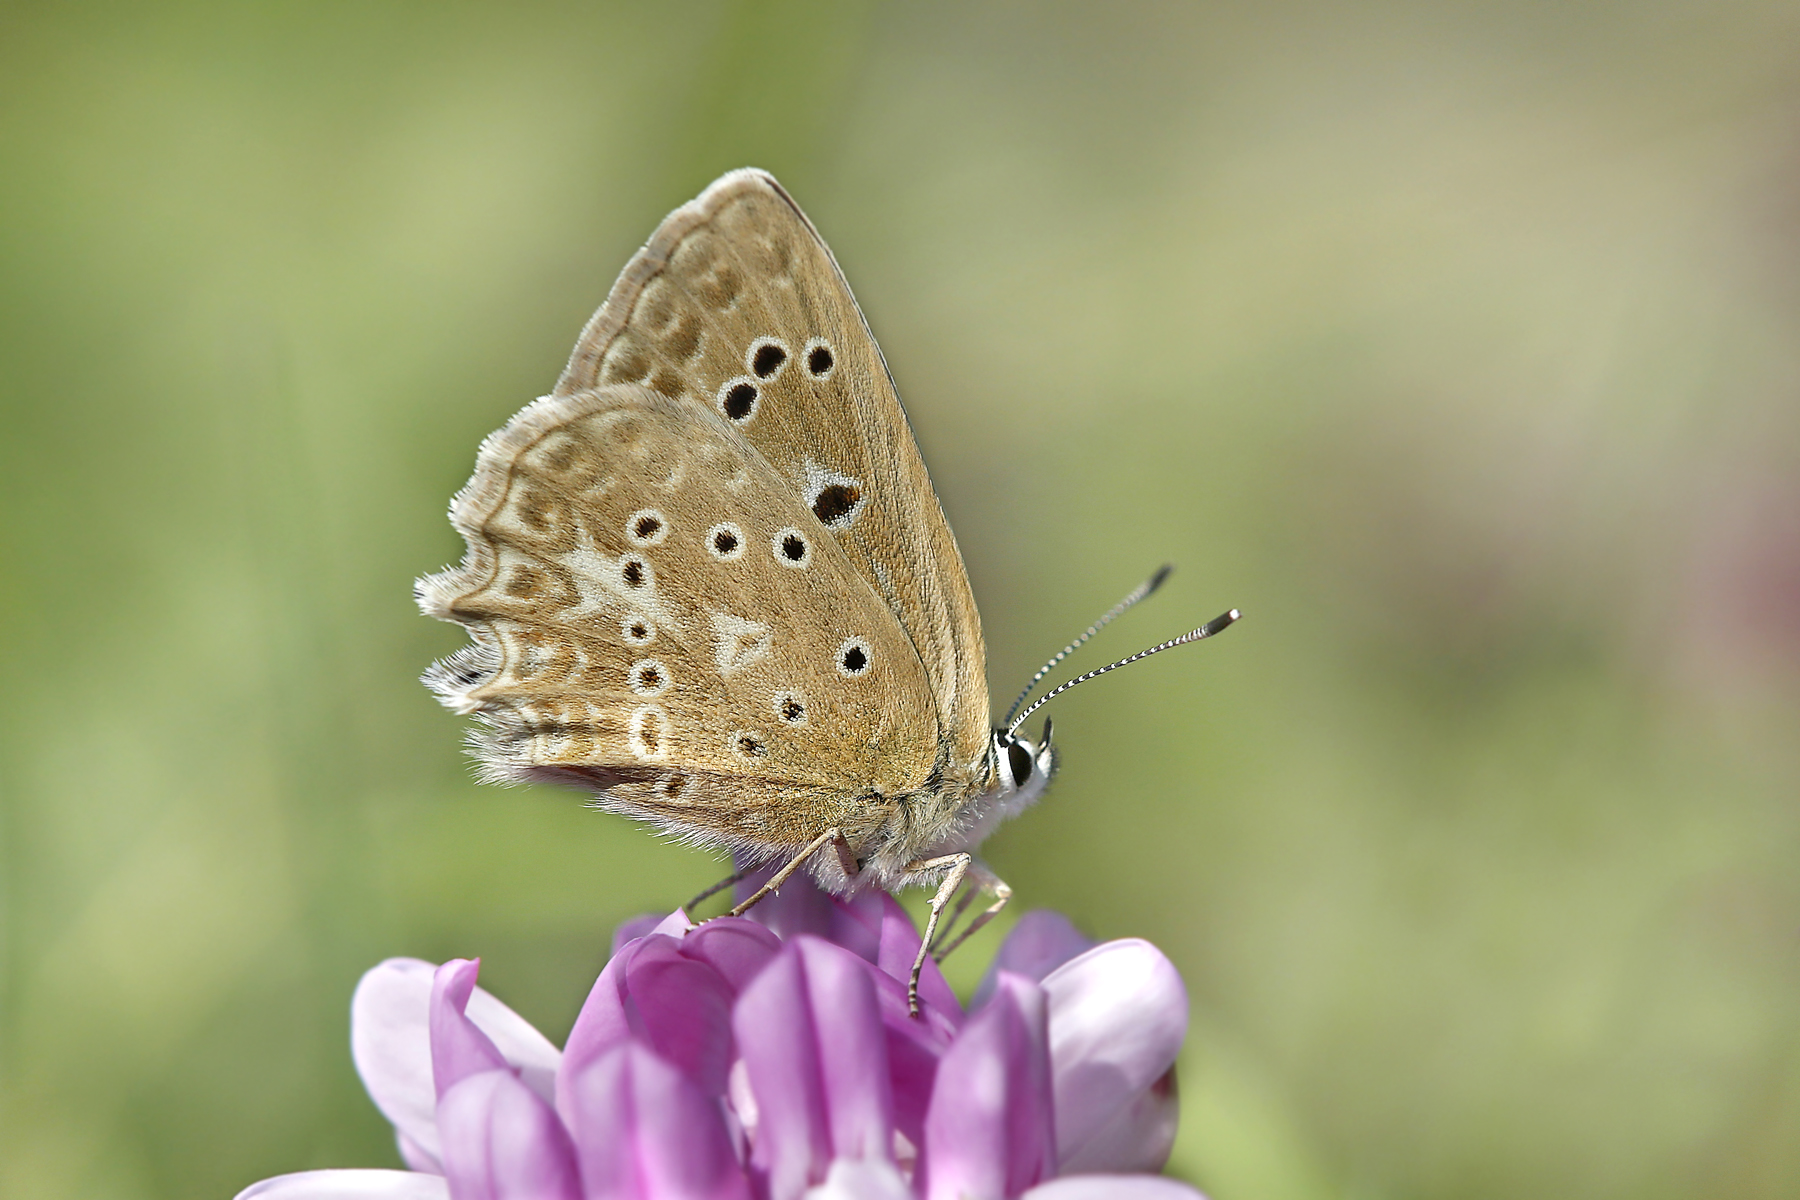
{"left": 989, "top": 717, "right": 1057, "bottom": 818}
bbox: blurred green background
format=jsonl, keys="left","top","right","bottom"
{"left": 4, "top": 1, "right": 1800, "bottom": 1197}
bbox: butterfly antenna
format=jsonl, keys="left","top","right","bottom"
{"left": 1002, "top": 564, "right": 1174, "bottom": 729}
{"left": 1006, "top": 608, "right": 1241, "bottom": 738}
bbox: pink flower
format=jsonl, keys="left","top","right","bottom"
{"left": 235, "top": 877, "right": 1198, "bottom": 1200}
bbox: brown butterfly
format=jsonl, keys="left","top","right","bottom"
{"left": 417, "top": 170, "right": 1236, "bottom": 1008}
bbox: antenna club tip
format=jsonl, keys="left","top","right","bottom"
{"left": 1148, "top": 563, "right": 1175, "bottom": 590}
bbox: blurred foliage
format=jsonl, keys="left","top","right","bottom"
{"left": 4, "top": 1, "right": 1800, "bottom": 1198}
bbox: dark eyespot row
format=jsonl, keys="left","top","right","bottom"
{"left": 773, "top": 690, "right": 808, "bottom": 726}
{"left": 811, "top": 482, "right": 860, "bottom": 527}
{"left": 621, "top": 557, "right": 651, "bottom": 588}
{"left": 626, "top": 508, "right": 668, "bottom": 547}
{"left": 748, "top": 337, "right": 790, "bottom": 380}
{"left": 836, "top": 637, "right": 871, "bottom": 678}
{"left": 621, "top": 615, "right": 656, "bottom": 645}
{"left": 706, "top": 522, "right": 746, "bottom": 561}
{"left": 804, "top": 337, "right": 835, "bottom": 379}
{"left": 629, "top": 658, "right": 671, "bottom": 697}
{"left": 717, "top": 376, "right": 759, "bottom": 424}
{"left": 731, "top": 730, "right": 768, "bottom": 759}
{"left": 773, "top": 526, "right": 810, "bottom": 568}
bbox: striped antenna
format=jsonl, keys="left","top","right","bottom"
{"left": 1006, "top": 609, "right": 1241, "bottom": 738}
{"left": 1002, "top": 565, "right": 1173, "bottom": 728}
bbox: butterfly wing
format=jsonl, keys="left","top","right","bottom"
{"left": 554, "top": 170, "right": 992, "bottom": 789}
{"left": 418, "top": 383, "right": 940, "bottom": 855}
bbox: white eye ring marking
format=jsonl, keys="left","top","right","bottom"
{"left": 620, "top": 556, "right": 655, "bottom": 590}
{"left": 835, "top": 637, "right": 872, "bottom": 678}
{"left": 716, "top": 375, "right": 760, "bottom": 424}
{"left": 628, "top": 658, "right": 672, "bottom": 697}
{"left": 773, "top": 526, "right": 811, "bottom": 568}
{"left": 773, "top": 690, "right": 808, "bottom": 726}
{"left": 621, "top": 614, "right": 656, "bottom": 645}
{"left": 728, "top": 729, "right": 769, "bottom": 759}
{"left": 802, "top": 336, "right": 836, "bottom": 380}
{"left": 629, "top": 705, "right": 670, "bottom": 761}
{"left": 746, "top": 336, "right": 792, "bottom": 381}
{"left": 625, "top": 508, "right": 669, "bottom": 547}
{"left": 706, "top": 522, "right": 747, "bottom": 561}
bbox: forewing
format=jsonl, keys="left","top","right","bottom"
{"left": 417, "top": 384, "right": 938, "bottom": 851}
{"left": 555, "top": 170, "right": 991, "bottom": 781}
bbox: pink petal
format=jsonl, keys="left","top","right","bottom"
{"left": 679, "top": 917, "right": 783, "bottom": 991}
{"left": 733, "top": 937, "right": 895, "bottom": 1200}
{"left": 610, "top": 914, "right": 667, "bottom": 956}
{"left": 1054, "top": 1067, "right": 1179, "bottom": 1176}
{"left": 798, "top": 1159, "right": 913, "bottom": 1200}
{"left": 1040, "top": 940, "right": 1187, "bottom": 1171}
{"left": 436, "top": 1070, "right": 582, "bottom": 1200}
{"left": 919, "top": 973, "right": 1056, "bottom": 1200}
{"left": 353, "top": 959, "right": 559, "bottom": 1163}
{"left": 430, "top": 960, "right": 512, "bottom": 1099}
{"left": 623, "top": 936, "right": 736, "bottom": 1094}
{"left": 971, "top": 912, "right": 1097, "bottom": 1008}
{"left": 1022, "top": 1177, "right": 1206, "bottom": 1200}
{"left": 564, "top": 1042, "right": 750, "bottom": 1200}
{"left": 233, "top": 1170, "right": 450, "bottom": 1199}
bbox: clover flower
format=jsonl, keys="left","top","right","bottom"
{"left": 236, "top": 875, "right": 1199, "bottom": 1200}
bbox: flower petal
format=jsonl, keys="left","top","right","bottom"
{"left": 430, "top": 960, "right": 512, "bottom": 1099}
{"left": 1041, "top": 940, "right": 1187, "bottom": 1170}
{"left": 1054, "top": 1067, "right": 1179, "bottom": 1176}
{"left": 352, "top": 960, "right": 444, "bottom": 1161}
{"left": 233, "top": 1169, "right": 451, "bottom": 1199}
{"left": 919, "top": 973, "right": 1056, "bottom": 1200}
{"left": 565, "top": 1042, "right": 750, "bottom": 1200}
{"left": 679, "top": 916, "right": 783, "bottom": 991}
{"left": 799, "top": 1158, "right": 913, "bottom": 1200}
{"left": 971, "top": 911, "right": 1097, "bottom": 1008}
{"left": 622, "top": 935, "right": 737, "bottom": 1095}
{"left": 734, "top": 936, "right": 895, "bottom": 1200}
{"left": 436, "top": 1070, "right": 582, "bottom": 1200}
{"left": 353, "top": 959, "right": 558, "bottom": 1160}
{"left": 1021, "top": 1176, "right": 1207, "bottom": 1200}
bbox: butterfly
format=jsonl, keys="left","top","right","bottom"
{"left": 417, "top": 169, "right": 1235, "bottom": 1009}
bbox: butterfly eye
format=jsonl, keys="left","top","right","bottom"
{"left": 803, "top": 337, "right": 836, "bottom": 379}
{"left": 706, "top": 522, "right": 746, "bottom": 561}
{"left": 1007, "top": 740, "right": 1034, "bottom": 787}
{"left": 836, "top": 637, "right": 871, "bottom": 678}
{"left": 747, "top": 337, "right": 790, "bottom": 380}
{"left": 717, "top": 377, "right": 760, "bottom": 423}
{"left": 626, "top": 509, "right": 668, "bottom": 547}
{"left": 773, "top": 527, "right": 811, "bottom": 568}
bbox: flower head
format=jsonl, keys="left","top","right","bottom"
{"left": 236, "top": 876, "right": 1198, "bottom": 1200}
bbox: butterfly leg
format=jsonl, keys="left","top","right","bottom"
{"left": 726, "top": 827, "right": 855, "bottom": 917}
{"left": 683, "top": 866, "right": 754, "bottom": 919}
{"left": 929, "top": 861, "right": 1011, "bottom": 963}
{"left": 903, "top": 853, "right": 973, "bottom": 1016}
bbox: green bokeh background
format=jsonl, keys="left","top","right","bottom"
{"left": 4, "top": 2, "right": 1800, "bottom": 1197}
